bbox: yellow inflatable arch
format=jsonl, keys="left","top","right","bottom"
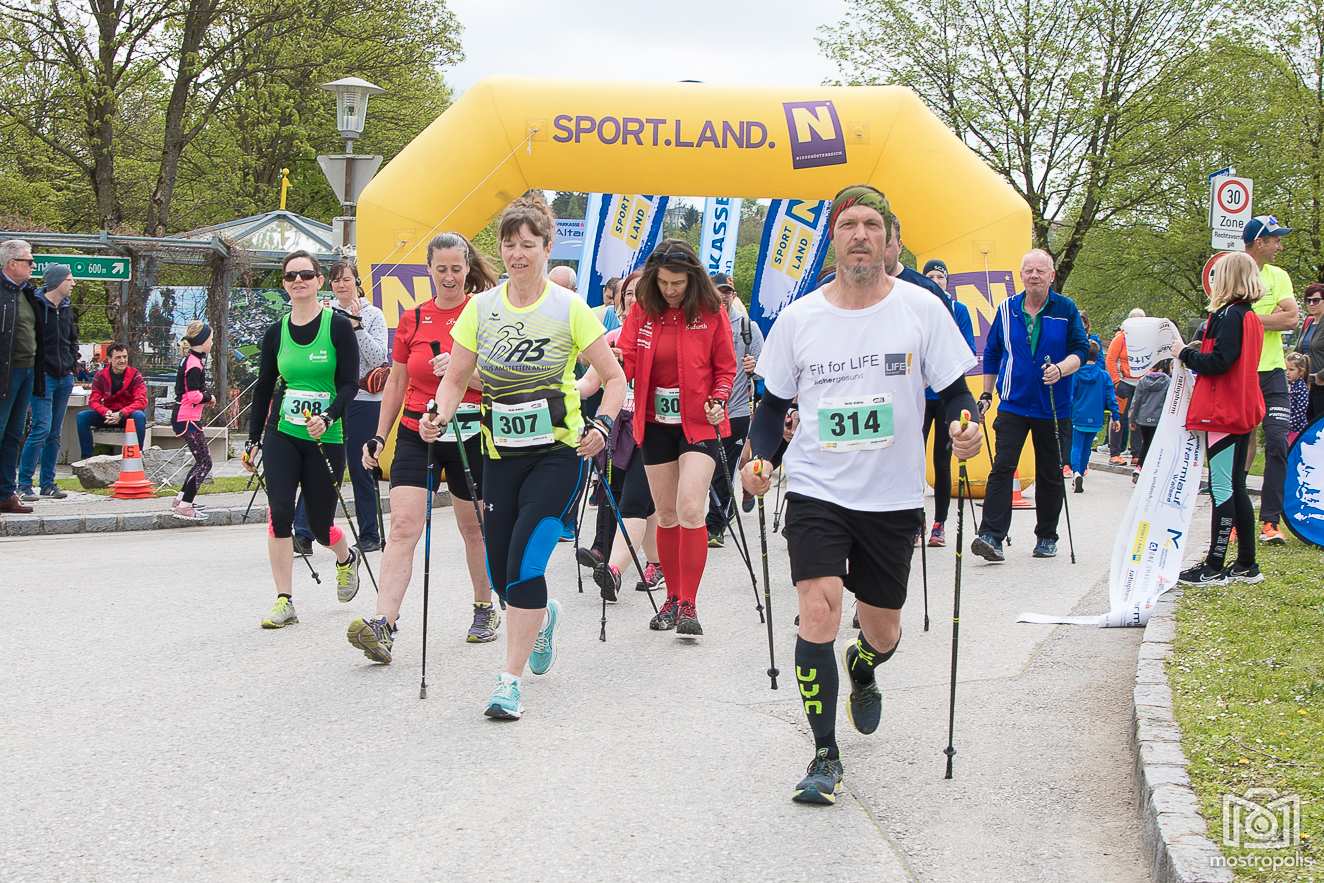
{"left": 358, "top": 78, "right": 1034, "bottom": 493}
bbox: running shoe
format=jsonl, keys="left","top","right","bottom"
{"left": 484, "top": 672, "right": 523, "bottom": 720}
{"left": 347, "top": 615, "right": 395, "bottom": 663}
{"left": 927, "top": 522, "right": 946, "bottom": 547}
{"left": 843, "top": 642, "right": 883, "bottom": 735}
{"left": 971, "top": 533, "right": 1005, "bottom": 563}
{"left": 594, "top": 562, "right": 621, "bottom": 603}
{"left": 676, "top": 601, "right": 702, "bottom": 637}
{"left": 467, "top": 603, "right": 501, "bottom": 643}
{"left": 1108, "top": 455, "right": 1127, "bottom": 466}
{"left": 1073, "top": 474, "right": 1084, "bottom": 494}
{"left": 576, "top": 546, "right": 604, "bottom": 568}
{"left": 293, "top": 534, "right": 314, "bottom": 556}
{"left": 742, "top": 490, "right": 755, "bottom": 513}
{"left": 1177, "top": 563, "right": 1228, "bottom": 586}
{"left": 708, "top": 530, "right": 725, "bottom": 548}
{"left": 1225, "top": 562, "right": 1264, "bottom": 584}
{"left": 792, "top": 748, "right": 844, "bottom": 806}
{"left": 1062, "top": 465, "right": 1073, "bottom": 479}
{"left": 39, "top": 485, "right": 68, "bottom": 499}
{"left": 650, "top": 597, "right": 679, "bottom": 631}
{"left": 261, "top": 596, "right": 298, "bottom": 629}
{"left": 336, "top": 550, "right": 361, "bottom": 603}
{"left": 1032, "top": 538, "right": 1057, "bottom": 558}
{"left": 636, "top": 562, "right": 665, "bottom": 593}
{"left": 18, "top": 487, "right": 37, "bottom": 502}
{"left": 356, "top": 537, "right": 382, "bottom": 553}
{"left": 171, "top": 501, "right": 208, "bottom": 522}
{"left": 1260, "top": 522, "right": 1286, "bottom": 546}
{"left": 528, "top": 599, "right": 560, "bottom": 675}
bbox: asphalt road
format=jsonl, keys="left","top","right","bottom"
{"left": 1, "top": 470, "right": 1150, "bottom": 882}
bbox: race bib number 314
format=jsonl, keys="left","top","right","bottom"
{"left": 817, "top": 394, "right": 894, "bottom": 451}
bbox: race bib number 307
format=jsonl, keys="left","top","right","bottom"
{"left": 817, "top": 394, "right": 894, "bottom": 451}
{"left": 283, "top": 389, "right": 331, "bottom": 426}
{"left": 491, "top": 399, "right": 555, "bottom": 448}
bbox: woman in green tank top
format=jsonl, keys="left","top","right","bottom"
{"left": 420, "top": 192, "right": 628, "bottom": 721}
{"left": 244, "top": 250, "right": 364, "bottom": 631}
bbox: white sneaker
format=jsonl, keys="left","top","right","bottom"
{"left": 172, "top": 501, "right": 208, "bottom": 522}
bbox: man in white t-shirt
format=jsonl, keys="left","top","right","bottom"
{"left": 741, "top": 184, "right": 982, "bottom": 806}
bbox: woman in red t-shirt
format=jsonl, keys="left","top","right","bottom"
{"left": 360, "top": 232, "right": 500, "bottom": 655}
{"left": 617, "top": 240, "right": 737, "bottom": 637}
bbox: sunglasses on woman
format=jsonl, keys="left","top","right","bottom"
{"left": 1307, "top": 297, "right": 1323, "bottom": 305}
{"left": 283, "top": 269, "right": 318, "bottom": 282}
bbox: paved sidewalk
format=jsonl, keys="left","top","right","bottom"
{"left": 2, "top": 469, "right": 1152, "bottom": 881}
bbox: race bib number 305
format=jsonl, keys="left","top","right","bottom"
{"left": 491, "top": 399, "right": 555, "bottom": 447}
{"left": 817, "top": 394, "right": 894, "bottom": 451}
{"left": 653, "top": 386, "right": 681, "bottom": 425}
{"left": 283, "top": 389, "right": 331, "bottom": 426}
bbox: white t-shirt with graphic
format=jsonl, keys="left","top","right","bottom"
{"left": 757, "top": 279, "right": 977, "bottom": 512}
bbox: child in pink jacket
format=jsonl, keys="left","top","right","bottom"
{"left": 170, "top": 321, "right": 215, "bottom": 521}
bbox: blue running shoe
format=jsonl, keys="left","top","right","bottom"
{"left": 528, "top": 598, "right": 561, "bottom": 675}
{"left": 484, "top": 673, "right": 523, "bottom": 720}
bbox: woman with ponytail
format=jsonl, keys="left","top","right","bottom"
{"left": 170, "top": 320, "right": 215, "bottom": 521}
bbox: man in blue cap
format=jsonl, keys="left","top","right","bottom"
{"left": 1242, "top": 215, "right": 1299, "bottom": 545}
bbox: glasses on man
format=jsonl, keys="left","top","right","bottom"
{"left": 13, "top": 257, "right": 35, "bottom": 265}
{"left": 283, "top": 269, "right": 318, "bottom": 282}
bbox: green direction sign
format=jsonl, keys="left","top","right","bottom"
{"left": 33, "top": 253, "right": 132, "bottom": 282}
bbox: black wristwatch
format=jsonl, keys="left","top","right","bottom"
{"left": 596, "top": 413, "right": 615, "bottom": 434}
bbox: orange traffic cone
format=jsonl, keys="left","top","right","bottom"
{"left": 1010, "top": 469, "right": 1034, "bottom": 509}
{"left": 112, "top": 418, "right": 156, "bottom": 499}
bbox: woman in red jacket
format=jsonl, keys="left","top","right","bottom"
{"left": 1176, "top": 251, "right": 1265, "bottom": 587}
{"left": 618, "top": 240, "right": 737, "bottom": 636}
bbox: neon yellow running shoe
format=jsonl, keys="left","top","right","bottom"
{"left": 261, "top": 596, "right": 298, "bottom": 629}
{"left": 347, "top": 616, "right": 394, "bottom": 663}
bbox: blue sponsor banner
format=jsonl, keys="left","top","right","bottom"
{"left": 699, "top": 197, "right": 742, "bottom": 277}
{"left": 582, "top": 193, "right": 670, "bottom": 307}
{"left": 551, "top": 219, "right": 587, "bottom": 262}
{"left": 1285, "top": 416, "right": 1324, "bottom": 549}
{"left": 748, "top": 198, "right": 832, "bottom": 335}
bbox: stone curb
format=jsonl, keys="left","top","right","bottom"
{"left": 1090, "top": 456, "right": 1262, "bottom": 498}
{"left": 0, "top": 491, "right": 451, "bottom": 538}
{"left": 1132, "top": 588, "right": 1234, "bottom": 883}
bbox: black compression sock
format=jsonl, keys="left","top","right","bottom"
{"left": 849, "top": 629, "right": 901, "bottom": 686}
{"left": 795, "top": 636, "right": 840, "bottom": 759}
{"left": 338, "top": 548, "right": 356, "bottom": 567}
{"left": 277, "top": 593, "right": 292, "bottom": 601}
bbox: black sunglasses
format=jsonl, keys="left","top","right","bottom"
{"left": 13, "top": 257, "right": 35, "bottom": 265}
{"left": 649, "top": 249, "right": 697, "bottom": 266}
{"left": 1307, "top": 297, "right": 1323, "bottom": 304}
{"left": 283, "top": 269, "right": 319, "bottom": 282}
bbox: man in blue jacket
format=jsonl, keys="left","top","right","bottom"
{"left": 973, "top": 249, "right": 1089, "bottom": 560}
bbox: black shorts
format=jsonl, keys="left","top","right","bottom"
{"left": 391, "top": 424, "right": 484, "bottom": 501}
{"left": 782, "top": 493, "right": 922, "bottom": 610}
{"left": 640, "top": 422, "right": 716, "bottom": 466}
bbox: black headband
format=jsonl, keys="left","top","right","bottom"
{"left": 186, "top": 325, "right": 212, "bottom": 347}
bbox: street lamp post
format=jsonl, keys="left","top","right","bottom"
{"left": 318, "top": 77, "right": 385, "bottom": 254}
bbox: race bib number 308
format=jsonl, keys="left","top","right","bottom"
{"left": 491, "top": 399, "right": 555, "bottom": 447}
{"left": 653, "top": 386, "right": 681, "bottom": 425}
{"left": 283, "top": 389, "right": 331, "bottom": 426}
{"left": 817, "top": 394, "right": 894, "bottom": 451}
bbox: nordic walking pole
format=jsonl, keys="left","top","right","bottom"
{"left": 975, "top": 404, "right": 1008, "bottom": 547}
{"left": 373, "top": 465, "right": 386, "bottom": 552}
{"left": 1043, "top": 357, "right": 1077, "bottom": 564}
{"left": 574, "top": 469, "right": 590, "bottom": 594}
{"left": 303, "top": 409, "right": 380, "bottom": 594}
{"left": 707, "top": 400, "right": 765, "bottom": 623}
{"left": 243, "top": 446, "right": 321, "bottom": 583}
{"left": 240, "top": 448, "right": 264, "bottom": 523}
{"left": 944, "top": 410, "right": 972, "bottom": 779}
{"left": 920, "top": 511, "right": 930, "bottom": 632}
{"left": 752, "top": 459, "right": 780, "bottom": 690}
{"left": 419, "top": 402, "right": 439, "bottom": 699}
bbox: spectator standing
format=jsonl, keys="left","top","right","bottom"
{"left": 1106, "top": 308, "right": 1146, "bottom": 464}
{"left": 0, "top": 239, "right": 42, "bottom": 514}
{"left": 1241, "top": 215, "right": 1299, "bottom": 545}
{"left": 972, "top": 249, "right": 1090, "bottom": 561}
{"left": 594, "top": 276, "right": 623, "bottom": 332}
{"left": 1285, "top": 353, "right": 1310, "bottom": 445}
{"left": 1068, "top": 340, "right": 1119, "bottom": 492}
{"left": 1295, "top": 282, "right": 1324, "bottom": 422}
{"left": 1129, "top": 359, "right": 1172, "bottom": 482}
{"left": 76, "top": 343, "right": 147, "bottom": 459}
{"left": 17, "top": 264, "right": 78, "bottom": 501}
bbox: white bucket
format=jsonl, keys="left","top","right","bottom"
{"left": 1122, "top": 317, "right": 1181, "bottom": 374}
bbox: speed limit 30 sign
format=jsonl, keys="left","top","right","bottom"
{"left": 1209, "top": 175, "right": 1253, "bottom": 250}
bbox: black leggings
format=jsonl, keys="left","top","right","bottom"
{"left": 1204, "top": 432, "right": 1254, "bottom": 570}
{"left": 484, "top": 446, "right": 586, "bottom": 610}
{"left": 589, "top": 453, "right": 628, "bottom": 554}
{"left": 174, "top": 421, "right": 212, "bottom": 504}
{"left": 922, "top": 399, "right": 953, "bottom": 523}
{"left": 264, "top": 429, "right": 345, "bottom": 545}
